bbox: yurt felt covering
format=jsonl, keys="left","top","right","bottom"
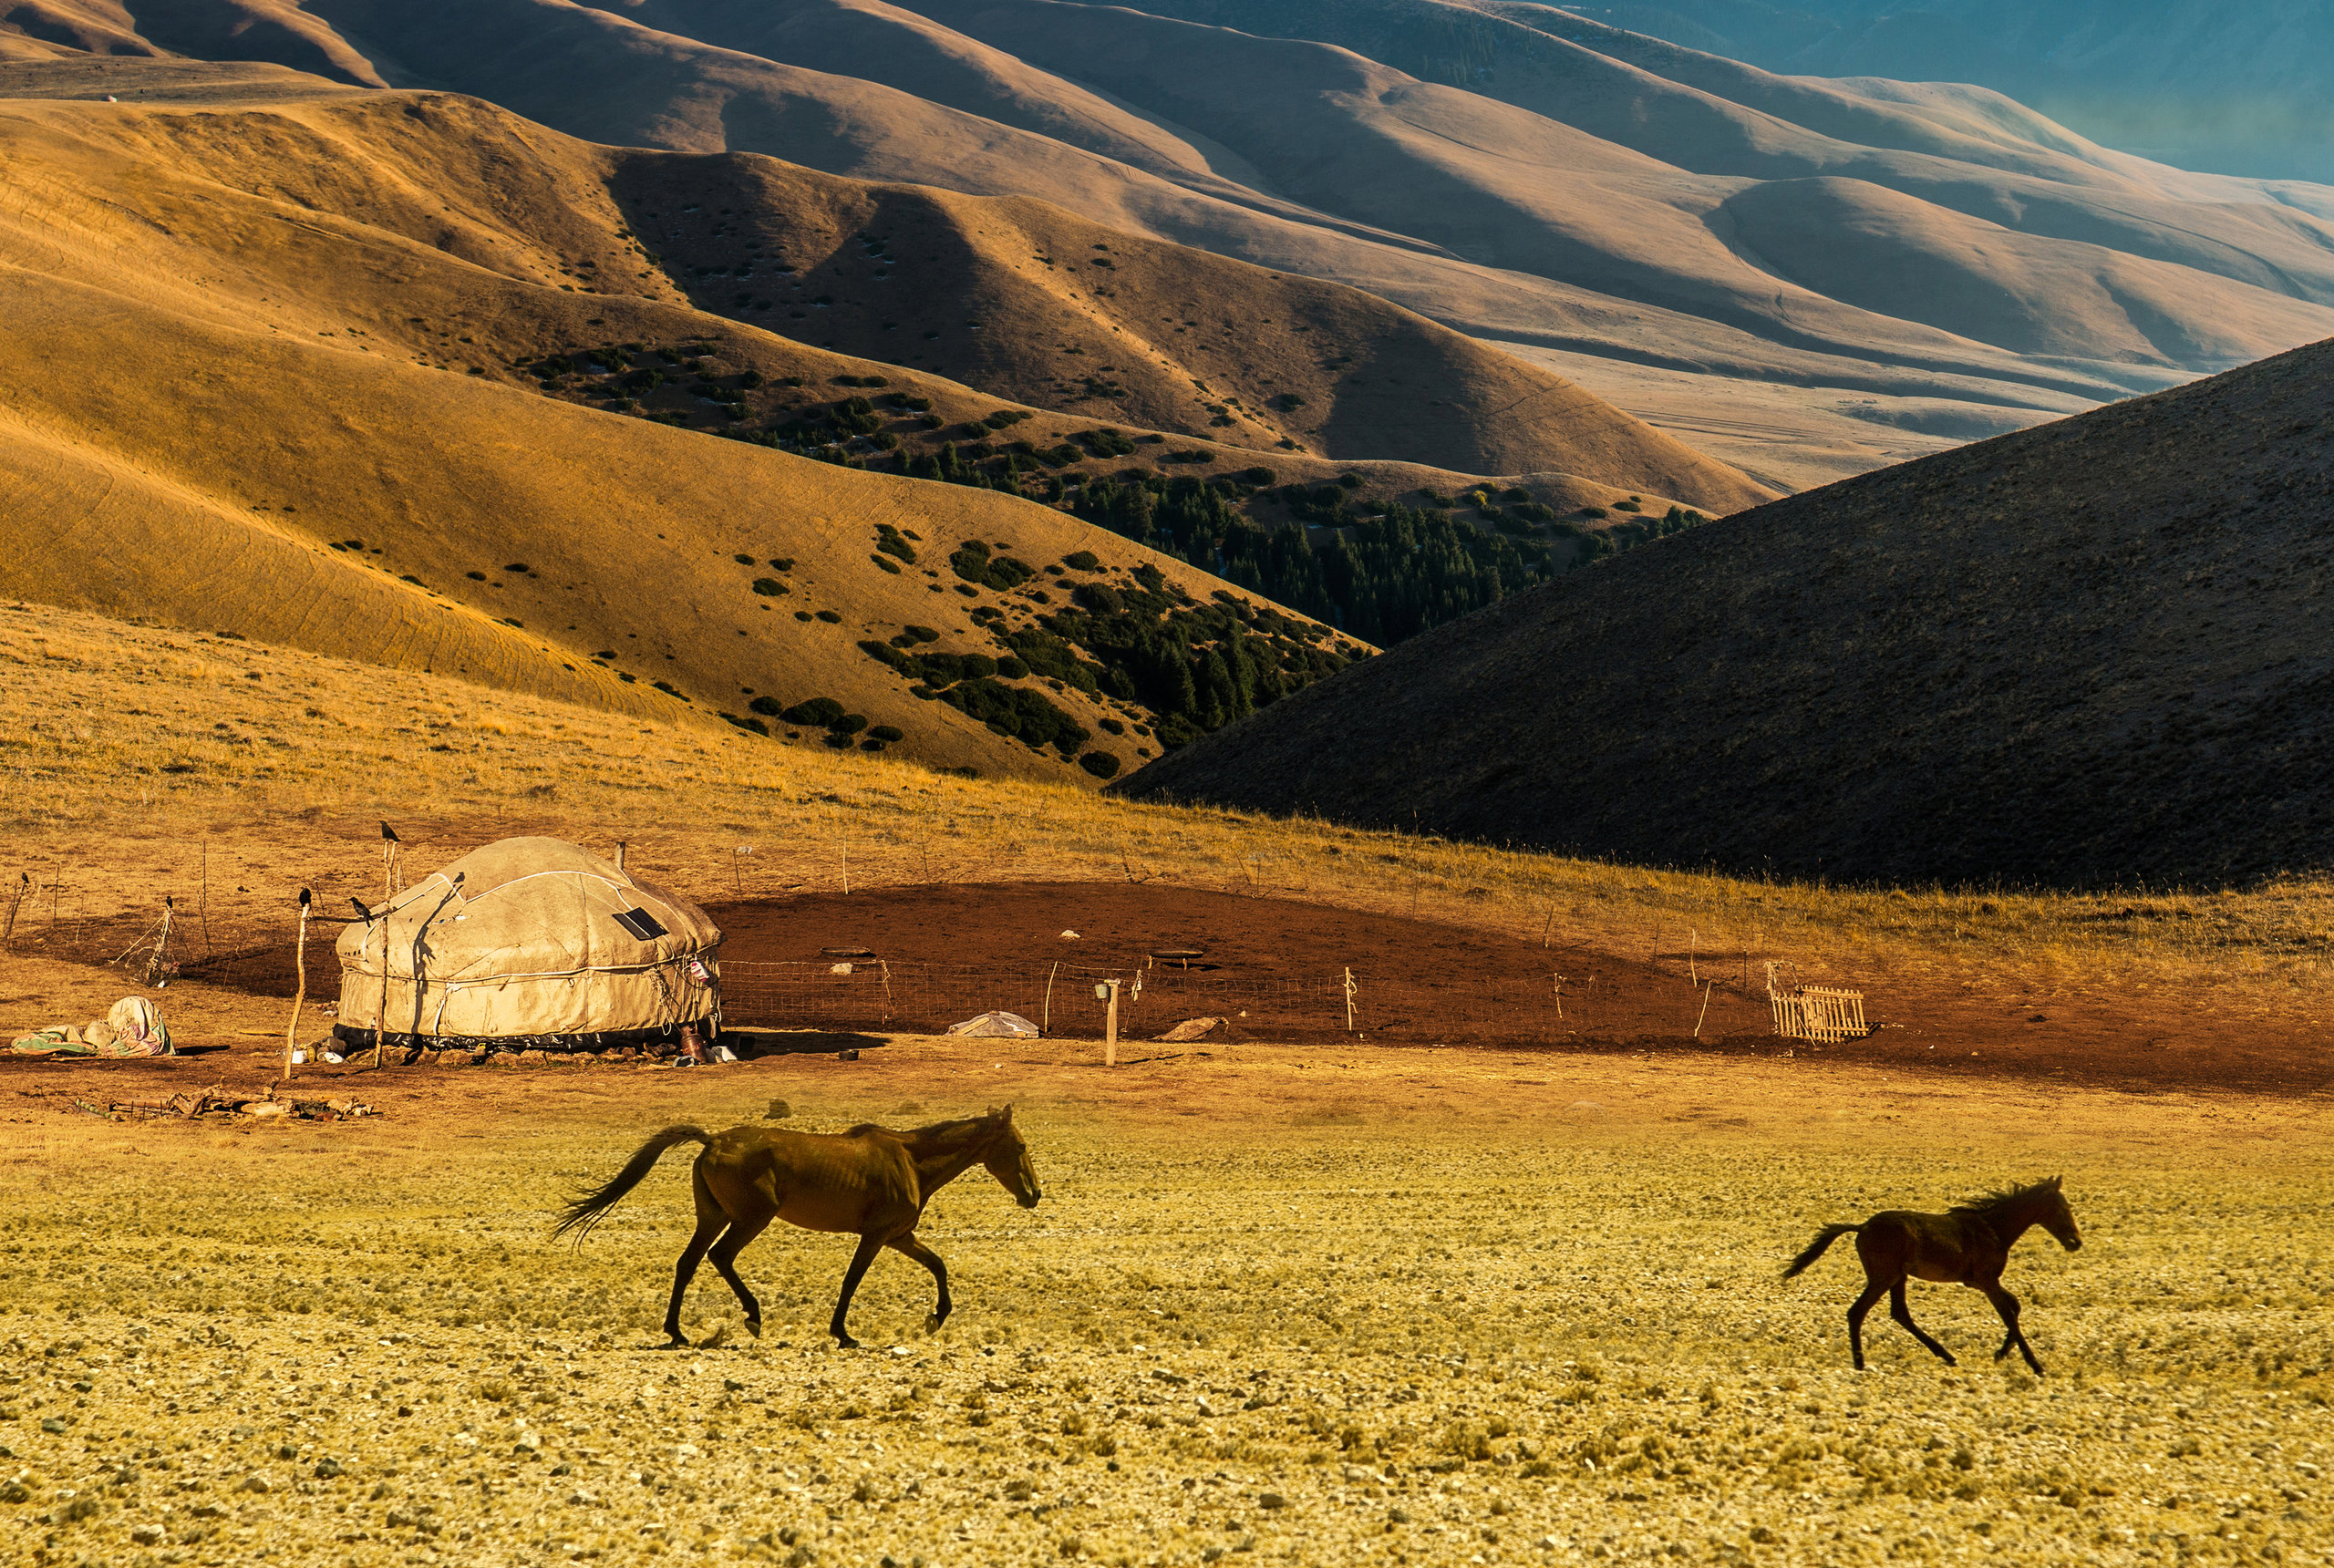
{"left": 334, "top": 837, "right": 720, "bottom": 1048}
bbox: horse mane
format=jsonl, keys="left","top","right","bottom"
{"left": 1951, "top": 1178, "right": 2058, "bottom": 1221}
{"left": 846, "top": 1113, "right": 996, "bottom": 1146}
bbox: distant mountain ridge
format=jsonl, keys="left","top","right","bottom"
{"left": 15, "top": 0, "right": 2334, "bottom": 489}
{"left": 1559, "top": 1, "right": 2334, "bottom": 186}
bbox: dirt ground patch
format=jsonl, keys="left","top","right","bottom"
{"left": 0, "top": 1044, "right": 2329, "bottom": 1568}
{"left": 11, "top": 880, "right": 2331, "bottom": 1096}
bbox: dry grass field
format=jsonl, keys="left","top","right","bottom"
{"left": 1, "top": 1044, "right": 2329, "bottom": 1568}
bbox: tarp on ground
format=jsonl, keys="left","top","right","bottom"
{"left": 335, "top": 837, "right": 720, "bottom": 1040}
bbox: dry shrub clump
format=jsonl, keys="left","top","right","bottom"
{"left": 0, "top": 1056, "right": 2328, "bottom": 1567}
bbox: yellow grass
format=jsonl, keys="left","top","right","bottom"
{"left": 7, "top": 599, "right": 2333, "bottom": 1028}
{"left": 0, "top": 1045, "right": 2327, "bottom": 1567}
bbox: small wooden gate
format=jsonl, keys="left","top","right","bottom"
{"left": 1766, "top": 963, "right": 1869, "bottom": 1043}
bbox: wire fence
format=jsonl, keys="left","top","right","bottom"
{"left": 719, "top": 960, "right": 1357, "bottom": 1039}
{"left": 15, "top": 910, "right": 1780, "bottom": 1047}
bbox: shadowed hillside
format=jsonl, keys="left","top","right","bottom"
{"left": 1120, "top": 338, "right": 2334, "bottom": 889}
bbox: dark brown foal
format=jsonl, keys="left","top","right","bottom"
{"left": 1783, "top": 1175, "right": 2082, "bottom": 1373}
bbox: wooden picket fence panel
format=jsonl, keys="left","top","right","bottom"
{"left": 1770, "top": 984, "right": 1868, "bottom": 1043}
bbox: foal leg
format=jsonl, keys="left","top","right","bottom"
{"left": 1844, "top": 1277, "right": 1889, "bottom": 1371}
{"left": 707, "top": 1214, "right": 774, "bottom": 1342}
{"left": 828, "top": 1233, "right": 887, "bottom": 1349}
{"left": 1889, "top": 1280, "right": 1957, "bottom": 1366}
{"left": 1982, "top": 1284, "right": 2044, "bottom": 1375}
{"left": 886, "top": 1234, "right": 951, "bottom": 1332}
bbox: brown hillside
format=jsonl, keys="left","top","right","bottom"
{"left": 0, "top": 77, "right": 1412, "bottom": 786}
{"left": 1120, "top": 336, "right": 2334, "bottom": 890}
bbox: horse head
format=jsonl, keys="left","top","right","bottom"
{"left": 982, "top": 1104, "right": 1042, "bottom": 1209}
{"left": 2039, "top": 1174, "right": 2082, "bottom": 1252}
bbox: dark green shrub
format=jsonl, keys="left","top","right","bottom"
{"left": 1097, "top": 717, "right": 1125, "bottom": 735}
{"left": 875, "top": 531, "right": 916, "bottom": 563}
{"left": 466, "top": 571, "right": 487, "bottom": 581}
{"left": 1239, "top": 467, "right": 1275, "bottom": 485}
{"left": 738, "top": 370, "right": 763, "bottom": 388}
{"left": 1079, "top": 751, "right": 1121, "bottom": 779}
{"left": 995, "top": 655, "right": 1028, "bottom": 679}
{"left": 871, "top": 554, "right": 902, "bottom": 574}
{"left": 816, "top": 610, "right": 842, "bottom": 624}
{"left": 769, "top": 557, "right": 795, "bottom": 571}
{"left": 1062, "top": 551, "right": 1100, "bottom": 572}
{"left": 752, "top": 578, "right": 787, "bottom": 596}
{"left": 1079, "top": 428, "right": 1136, "bottom": 457}
{"left": 1271, "top": 393, "right": 1306, "bottom": 410}
{"left": 505, "top": 562, "right": 531, "bottom": 573}
{"left": 749, "top": 696, "right": 782, "bottom": 717}
{"left": 1503, "top": 486, "right": 1531, "bottom": 502}
{"left": 735, "top": 552, "right": 755, "bottom": 564}
{"left": 984, "top": 409, "right": 1033, "bottom": 429}
{"left": 780, "top": 697, "right": 846, "bottom": 727}
{"left": 868, "top": 724, "right": 904, "bottom": 743}
{"left": 831, "top": 713, "right": 870, "bottom": 736}
{"left": 903, "top": 624, "right": 940, "bottom": 644}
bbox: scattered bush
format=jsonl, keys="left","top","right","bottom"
{"left": 734, "top": 552, "right": 756, "bottom": 563}
{"left": 466, "top": 571, "right": 487, "bottom": 581}
{"left": 1061, "top": 551, "right": 1100, "bottom": 572}
{"left": 780, "top": 697, "right": 846, "bottom": 727}
{"left": 984, "top": 409, "right": 1033, "bottom": 429}
{"left": 868, "top": 724, "right": 904, "bottom": 743}
{"left": 749, "top": 696, "right": 782, "bottom": 717}
{"left": 505, "top": 563, "right": 531, "bottom": 573}
{"left": 1240, "top": 467, "right": 1275, "bottom": 485}
{"left": 768, "top": 557, "right": 795, "bottom": 571}
{"left": 1079, "top": 751, "right": 1121, "bottom": 779}
{"left": 871, "top": 554, "right": 902, "bottom": 574}
{"left": 875, "top": 530, "right": 918, "bottom": 564}
{"left": 752, "top": 578, "right": 788, "bottom": 596}
{"left": 831, "top": 713, "right": 870, "bottom": 736}
{"left": 816, "top": 610, "right": 842, "bottom": 624}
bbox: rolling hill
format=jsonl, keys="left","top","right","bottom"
{"left": 28, "top": 0, "right": 2334, "bottom": 488}
{"left": 0, "top": 65, "right": 1778, "bottom": 787}
{"left": 1119, "top": 335, "right": 2334, "bottom": 890}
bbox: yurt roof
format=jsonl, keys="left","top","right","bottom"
{"left": 336, "top": 837, "right": 720, "bottom": 981}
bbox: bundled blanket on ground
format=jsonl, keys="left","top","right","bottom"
{"left": 10, "top": 997, "right": 172, "bottom": 1057}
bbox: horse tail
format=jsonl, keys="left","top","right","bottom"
{"left": 553, "top": 1125, "right": 712, "bottom": 1243}
{"left": 1783, "top": 1222, "right": 1862, "bottom": 1279}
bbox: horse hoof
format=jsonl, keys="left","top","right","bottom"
{"left": 834, "top": 1335, "right": 860, "bottom": 1350}
{"left": 924, "top": 1314, "right": 943, "bottom": 1335}
{"left": 746, "top": 1319, "right": 762, "bottom": 1340}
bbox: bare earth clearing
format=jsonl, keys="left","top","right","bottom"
{"left": 0, "top": 1043, "right": 2328, "bottom": 1567}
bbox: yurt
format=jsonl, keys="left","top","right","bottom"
{"left": 333, "top": 837, "right": 721, "bottom": 1055}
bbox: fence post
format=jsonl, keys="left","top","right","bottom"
{"left": 1103, "top": 979, "right": 1120, "bottom": 1067}
{"left": 284, "top": 891, "right": 310, "bottom": 1082}
{"left": 1342, "top": 967, "right": 1356, "bottom": 1032}
{"left": 143, "top": 897, "right": 174, "bottom": 987}
{"left": 1041, "top": 962, "right": 1059, "bottom": 1037}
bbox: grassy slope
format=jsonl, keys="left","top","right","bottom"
{"left": 1121, "top": 335, "right": 2334, "bottom": 889}
{"left": 8, "top": 598, "right": 2331, "bottom": 1033}
{"left": 0, "top": 85, "right": 1412, "bottom": 784}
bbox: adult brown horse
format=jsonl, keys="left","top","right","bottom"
{"left": 1783, "top": 1176, "right": 2082, "bottom": 1374}
{"left": 555, "top": 1105, "right": 1041, "bottom": 1348}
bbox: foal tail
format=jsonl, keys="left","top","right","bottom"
{"left": 1783, "top": 1222, "right": 1863, "bottom": 1280}
{"left": 553, "top": 1125, "right": 711, "bottom": 1243}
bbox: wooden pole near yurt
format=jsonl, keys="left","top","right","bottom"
{"left": 283, "top": 889, "right": 310, "bottom": 1083}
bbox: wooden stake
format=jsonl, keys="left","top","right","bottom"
{"left": 199, "top": 841, "right": 212, "bottom": 958}
{"left": 615, "top": 841, "right": 627, "bottom": 872}
{"left": 1689, "top": 927, "right": 1698, "bottom": 986}
{"left": 284, "top": 891, "right": 311, "bottom": 1083}
{"left": 1343, "top": 966, "right": 1357, "bottom": 1032}
{"left": 1041, "top": 961, "right": 1059, "bottom": 1037}
{"left": 1, "top": 872, "right": 26, "bottom": 948}
{"left": 145, "top": 897, "right": 174, "bottom": 988}
{"left": 1103, "top": 979, "right": 1120, "bottom": 1067}
{"left": 1693, "top": 981, "right": 1713, "bottom": 1038}
{"left": 840, "top": 832, "right": 850, "bottom": 895}
{"left": 1552, "top": 973, "right": 1564, "bottom": 1019}
{"left": 1539, "top": 900, "right": 1556, "bottom": 949}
